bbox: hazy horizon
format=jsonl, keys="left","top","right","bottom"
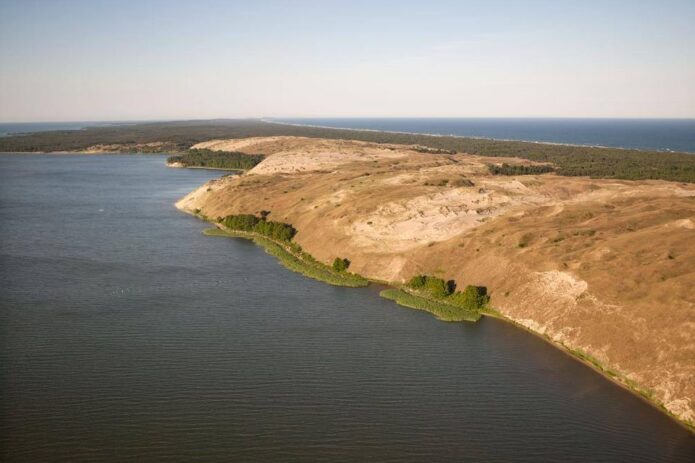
{"left": 2, "top": 116, "right": 695, "bottom": 124}
{"left": 1, "top": 0, "right": 694, "bottom": 122}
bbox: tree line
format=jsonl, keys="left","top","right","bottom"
{"left": 168, "top": 149, "right": 264, "bottom": 170}
{"left": 220, "top": 213, "right": 296, "bottom": 241}
{"left": 2, "top": 119, "right": 693, "bottom": 183}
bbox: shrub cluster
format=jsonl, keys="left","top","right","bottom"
{"left": 448, "top": 285, "right": 489, "bottom": 311}
{"left": 407, "top": 274, "right": 489, "bottom": 311}
{"left": 221, "top": 214, "right": 296, "bottom": 241}
{"left": 407, "top": 275, "right": 453, "bottom": 298}
{"left": 332, "top": 257, "right": 351, "bottom": 272}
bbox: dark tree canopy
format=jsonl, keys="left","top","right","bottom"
{"left": 221, "top": 213, "right": 296, "bottom": 242}
{"left": 168, "top": 149, "right": 263, "bottom": 170}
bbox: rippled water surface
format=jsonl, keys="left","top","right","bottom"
{"left": 1, "top": 154, "right": 693, "bottom": 462}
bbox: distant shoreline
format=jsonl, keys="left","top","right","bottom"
{"left": 263, "top": 118, "right": 695, "bottom": 155}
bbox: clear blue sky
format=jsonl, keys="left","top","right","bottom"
{"left": 0, "top": 0, "right": 693, "bottom": 121}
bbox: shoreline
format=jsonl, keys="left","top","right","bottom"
{"left": 261, "top": 118, "right": 695, "bottom": 155}
{"left": 179, "top": 205, "right": 694, "bottom": 433}
{"left": 166, "top": 162, "right": 246, "bottom": 172}
{"left": 481, "top": 311, "right": 695, "bottom": 433}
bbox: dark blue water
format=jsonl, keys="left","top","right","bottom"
{"left": 1, "top": 154, "right": 693, "bottom": 462}
{"left": 273, "top": 118, "right": 695, "bottom": 153}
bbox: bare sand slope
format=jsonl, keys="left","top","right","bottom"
{"left": 178, "top": 136, "right": 695, "bottom": 426}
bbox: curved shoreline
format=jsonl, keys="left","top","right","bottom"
{"left": 481, "top": 311, "right": 695, "bottom": 433}
{"left": 179, "top": 204, "right": 694, "bottom": 433}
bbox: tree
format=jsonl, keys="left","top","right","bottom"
{"left": 332, "top": 257, "right": 350, "bottom": 272}
{"left": 425, "top": 277, "right": 451, "bottom": 298}
{"left": 407, "top": 274, "right": 452, "bottom": 298}
{"left": 450, "top": 285, "right": 489, "bottom": 310}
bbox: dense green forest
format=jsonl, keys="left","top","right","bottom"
{"left": 168, "top": 149, "right": 264, "bottom": 170}
{"left": 1, "top": 119, "right": 694, "bottom": 182}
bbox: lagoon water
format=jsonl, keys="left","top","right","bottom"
{"left": 1, "top": 154, "right": 693, "bottom": 462}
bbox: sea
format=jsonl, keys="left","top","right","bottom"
{"left": 272, "top": 118, "right": 695, "bottom": 153}
{"left": 1, "top": 153, "right": 693, "bottom": 461}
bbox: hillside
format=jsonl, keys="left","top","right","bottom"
{"left": 176, "top": 136, "right": 695, "bottom": 427}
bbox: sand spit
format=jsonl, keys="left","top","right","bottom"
{"left": 178, "top": 136, "right": 695, "bottom": 427}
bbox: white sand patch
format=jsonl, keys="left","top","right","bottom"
{"left": 349, "top": 188, "right": 518, "bottom": 251}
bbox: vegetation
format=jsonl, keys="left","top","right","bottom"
{"left": 204, "top": 227, "right": 368, "bottom": 287}
{"left": 2, "top": 119, "right": 694, "bottom": 182}
{"left": 448, "top": 285, "right": 490, "bottom": 311}
{"left": 379, "top": 289, "right": 481, "bottom": 322}
{"left": 168, "top": 148, "right": 264, "bottom": 170}
{"left": 406, "top": 274, "right": 490, "bottom": 313}
{"left": 207, "top": 211, "right": 365, "bottom": 287}
{"left": 407, "top": 274, "right": 453, "bottom": 298}
{"left": 220, "top": 214, "right": 296, "bottom": 241}
{"left": 332, "top": 257, "right": 351, "bottom": 272}
{"left": 488, "top": 162, "right": 555, "bottom": 176}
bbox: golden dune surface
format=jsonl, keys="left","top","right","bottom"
{"left": 178, "top": 136, "right": 695, "bottom": 426}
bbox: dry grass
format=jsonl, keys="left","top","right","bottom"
{"left": 177, "top": 136, "right": 695, "bottom": 426}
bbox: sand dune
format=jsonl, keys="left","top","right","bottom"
{"left": 178, "top": 136, "right": 695, "bottom": 426}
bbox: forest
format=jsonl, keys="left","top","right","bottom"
{"left": 168, "top": 149, "right": 264, "bottom": 170}
{"left": 1, "top": 119, "right": 694, "bottom": 182}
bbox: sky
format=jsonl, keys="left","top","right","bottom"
{"left": 0, "top": 0, "right": 693, "bottom": 121}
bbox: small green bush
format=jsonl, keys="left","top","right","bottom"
{"left": 332, "top": 257, "right": 351, "bottom": 272}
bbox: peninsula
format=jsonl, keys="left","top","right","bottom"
{"left": 2, "top": 120, "right": 694, "bottom": 429}
{"left": 174, "top": 134, "right": 695, "bottom": 430}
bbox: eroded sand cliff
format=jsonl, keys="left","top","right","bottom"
{"left": 177, "top": 136, "right": 695, "bottom": 426}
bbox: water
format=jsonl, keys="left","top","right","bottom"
{"left": 1, "top": 154, "right": 693, "bottom": 462}
{"left": 0, "top": 121, "right": 142, "bottom": 137}
{"left": 273, "top": 118, "right": 695, "bottom": 153}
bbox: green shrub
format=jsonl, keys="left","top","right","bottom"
{"left": 408, "top": 275, "right": 427, "bottom": 288}
{"left": 425, "top": 277, "right": 451, "bottom": 298}
{"left": 449, "top": 285, "right": 490, "bottom": 310}
{"left": 407, "top": 274, "right": 452, "bottom": 298}
{"left": 332, "top": 257, "right": 351, "bottom": 272}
